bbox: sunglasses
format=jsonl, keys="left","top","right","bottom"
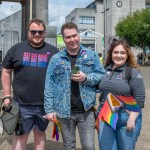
{"left": 29, "top": 30, "right": 45, "bottom": 35}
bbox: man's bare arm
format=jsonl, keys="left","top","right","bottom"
{"left": 1, "top": 67, "right": 13, "bottom": 106}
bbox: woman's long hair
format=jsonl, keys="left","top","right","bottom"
{"left": 105, "top": 39, "right": 140, "bottom": 70}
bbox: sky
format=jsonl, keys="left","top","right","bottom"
{"left": 0, "top": 0, "right": 94, "bottom": 31}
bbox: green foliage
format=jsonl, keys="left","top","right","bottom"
{"left": 115, "top": 9, "right": 150, "bottom": 50}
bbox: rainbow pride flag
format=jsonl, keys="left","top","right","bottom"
{"left": 98, "top": 101, "right": 118, "bottom": 130}
{"left": 116, "top": 95, "right": 141, "bottom": 112}
{"left": 52, "top": 120, "right": 61, "bottom": 141}
{"left": 98, "top": 93, "right": 141, "bottom": 130}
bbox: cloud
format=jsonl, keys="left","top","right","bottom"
{"left": 48, "top": 0, "right": 94, "bottom": 32}
{"left": 0, "top": 0, "right": 94, "bottom": 32}
{"left": 0, "top": 2, "right": 21, "bottom": 20}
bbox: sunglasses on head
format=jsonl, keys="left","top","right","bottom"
{"left": 29, "top": 30, "right": 45, "bottom": 35}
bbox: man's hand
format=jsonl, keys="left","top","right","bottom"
{"left": 3, "top": 98, "right": 11, "bottom": 107}
{"left": 45, "top": 112, "right": 57, "bottom": 122}
{"left": 71, "top": 71, "right": 86, "bottom": 83}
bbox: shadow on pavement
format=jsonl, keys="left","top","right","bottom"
{"left": 0, "top": 134, "right": 82, "bottom": 150}
{"left": 26, "top": 140, "right": 64, "bottom": 150}
{"left": 26, "top": 140, "right": 82, "bottom": 150}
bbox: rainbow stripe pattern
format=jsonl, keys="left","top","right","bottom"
{"left": 98, "top": 101, "right": 118, "bottom": 130}
{"left": 116, "top": 95, "right": 141, "bottom": 112}
{"left": 52, "top": 120, "right": 61, "bottom": 141}
{"left": 98, "top": 93, "right": 141, "bottom": 130}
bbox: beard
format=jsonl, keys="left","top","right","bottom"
{"left": 28, "top": 37, "right": 45, "bottom": 47}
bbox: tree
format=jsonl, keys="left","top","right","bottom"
{"left": 115, "top": 9, "right": 150, "bottom": 52}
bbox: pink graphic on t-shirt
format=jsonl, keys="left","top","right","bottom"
{"left": 23, "top": 52, "right": 48, "bottom": 67}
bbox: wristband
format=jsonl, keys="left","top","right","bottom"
{"left": 83, "top": 76, "right": 87, "bottom": 83}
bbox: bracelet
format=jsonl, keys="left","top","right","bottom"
{"left": 2, "top": 96, "right": 12, "bottom": 102}
{"left": 83, "top": 76, "right": 87, "bottom": 83}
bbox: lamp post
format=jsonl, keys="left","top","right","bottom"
{"left": 101, "top": 0, "right": 109, "bottom": 61}
{"left": 11, "top": 5, "right": 13, "bottom": 45}
{"left": 1, "top": 22, "right": 5, "bottom": 61}
{"left": 30, "top": 0, "right": 33, "bottom": 20}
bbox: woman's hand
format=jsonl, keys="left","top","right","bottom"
{"left": 126, "top": 111, "right": 140, "bottom": 131}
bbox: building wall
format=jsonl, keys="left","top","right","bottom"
{"left": 0, "top": 0, "right": 56, "bottom": 61}
{"left": 66, "top": 8, "right": 96, "bottom": 30}
{"left": 66, "top": 2, "right": 104, "bottom": 53}
{"left": 66, "top": 0, "right": 148, "bottom": 54}
{"left": 95, "top": 0, "right": 104, "bottom": 53}
{"left": 32, "top": 0, "right": 48, "bottom": 25}
{"left": 0, "top": 11, "right": 22, "bottom": 42}
{"left": 0, "top": 11, "right": 22, "bottom": 61}
{"left": 109, "top": 0, "right": 145, "bottom": 35}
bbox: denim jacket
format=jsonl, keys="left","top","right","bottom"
{"left": 44, "top": 45, "right": 105, "bottom": 118}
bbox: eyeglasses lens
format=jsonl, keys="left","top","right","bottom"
{"left": 30, "top": 30, "right": 45, "bottom": 35}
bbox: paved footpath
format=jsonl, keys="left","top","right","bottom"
{"left": 0, "top": 66, "right": 150, "bottom": 150}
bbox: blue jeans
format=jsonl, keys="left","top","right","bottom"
{"left": 98, "top": 109, "right": 142, "bottom": 150}
{"left": 57, "top": 110, "right": 95, "bottom": 150}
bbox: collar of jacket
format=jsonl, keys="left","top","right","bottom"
{"left": 59, "top": 45, "right": 88, "bottom": 58}
{"left": 106, "top": 63, "right": 128, "bottom": 72}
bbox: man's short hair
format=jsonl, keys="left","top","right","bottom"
{"left": 61, "top": 22, "right": 79, "bottom": 36}
{"left": 27, "top": 18, "right": 46, "bottom": 31}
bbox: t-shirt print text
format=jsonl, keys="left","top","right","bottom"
{"left": 23, "top": 52, "right": 48, "bottom": 67}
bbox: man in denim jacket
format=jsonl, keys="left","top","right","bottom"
{"left": 44, "top": 22, "right": 105, "bottom": 150}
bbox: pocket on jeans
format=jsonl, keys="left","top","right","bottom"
{"left": 118, "top": 110, "right": 129, "bottom": 126}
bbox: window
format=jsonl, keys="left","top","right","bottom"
{"left": 79, "top": 30, "right": 95, "bottom": 38}
{"left": 79, "top": 16, "right": 95, "bottom": 24}
{"left": 146, "top": 3, "right": 150, "bottom": 8}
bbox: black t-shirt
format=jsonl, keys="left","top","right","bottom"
{"left": 67, "top": 53, "right": 85, "bottom": 113}
{"left": 2, "top": 41, "right": 59, "bottom": 105}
